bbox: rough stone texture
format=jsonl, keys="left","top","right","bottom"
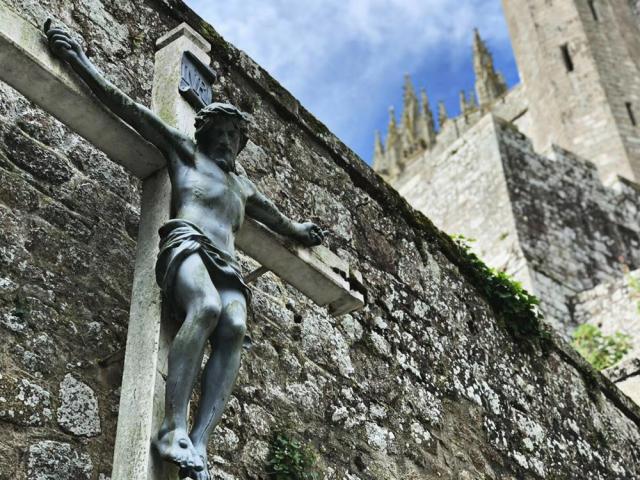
{"left": 2, "top": 2, "right": 640, "bottom": 480}
{"left": 395, "top": 115, "right": 530, "bottom": 287}
{"left": 0, "top": 0, "right": 149, "bottom": 477}
{"left": 606, "top": 357, "right": 640, "bottom": 407}
{"left": 500, "top": 127, "right": 640, "bottom": 329}
{"left": 0, "top": 376, "right": 52, "bottom": 427}
{"left": 57, "top": 373, "right": 101, "bottom": 437}
{"left": 577, "top": 270, "right": 640, "bottom": 405}
{"left": 27, "top": 440, "right": 92, "bottom": 480}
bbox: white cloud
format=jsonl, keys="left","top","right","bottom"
{"left": 184, "top": 0, "right": 512, "bottom": 161}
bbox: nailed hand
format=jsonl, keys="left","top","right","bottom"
{"left": 44, "top": 19, "right": 83, "bottom": 63}
{"left": 294, "top": 222, "right": 325, "bottom": 247}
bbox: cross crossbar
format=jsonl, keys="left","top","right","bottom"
{"left": 0, "top": 2, "right": 364, "bottom": 316}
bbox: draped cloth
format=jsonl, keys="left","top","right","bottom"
{"left": 155, "top": 219, "right": 250, "bottom": 317}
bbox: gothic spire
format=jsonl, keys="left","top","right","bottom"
{"left": 468, "top": 91, "right": 478, "bottom": 109}
{"left": 384, "top": 106, "right": 402, "bottom": 177}
{"left": 387, "top": 106, "right": 399, "bottom": 147}
{"left": 459, "top": 90, "right": 477, "bottom": 115}
{"left": 372, "top": 130, "right": 386, "bottom": 173}
{"left": 418, "top": 88, "right": 436, "bottom": 147}
{"left": 473, "top": 28, "right": 507, "bottom": 106}
{"left": 459, "top": 90, "right": 468, "bottom": 115}
{"left": 438, "top": 100, "right": 448, "bottom": 127}
{"left": 401, "top": 74, "right": 420, "bottom": 153}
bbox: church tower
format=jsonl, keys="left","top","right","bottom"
{"left": 502, "top": 0, "right": 640, "bottom": 185}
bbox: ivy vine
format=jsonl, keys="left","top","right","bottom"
{"left": 571, "top": 324, "right": 630, "bottom": 371}
{"left": 450, "top": 235, "right": 548, "bottom": 346}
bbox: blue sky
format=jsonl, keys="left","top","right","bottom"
{"left": 183, "top": 0, "right": 520, "bottom": 165}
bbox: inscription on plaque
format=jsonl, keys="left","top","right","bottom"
{"left": 179, "top": 51, "right": 217, "bottom": 110}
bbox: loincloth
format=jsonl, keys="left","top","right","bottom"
{"left": 155, "top": 219, "right": 250, "bottom": 316}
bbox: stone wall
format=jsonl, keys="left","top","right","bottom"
{"left": 394, "top": 112, "right": 640, "bottom": 333}
{"left": 0, "top": 0, "right": 157, "bottom": 477}
{"left": 1, "top": 1, "right": 640, "bottom": 480}
{"left": 395, "top": 115, "right": 531, "bottom": 290}
{"left": 500, "top": 127, "right": 640, "bottom": 328}
{"left": 573, "top": 269, "right": 640, "bottom": 405}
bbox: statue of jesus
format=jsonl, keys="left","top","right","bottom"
{"left": 45, "top": 21, "right": 324, "bottom": 480}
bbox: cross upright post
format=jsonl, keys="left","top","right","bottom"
{"left": 111, "top": 23, "right": 213, "bottom": 480}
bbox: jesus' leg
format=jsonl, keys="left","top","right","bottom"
{"left": 154, "top": 254, "right": 221, "bottom": 473}
{"left": 185, "top": 283, "right": 247, "bottom": 480}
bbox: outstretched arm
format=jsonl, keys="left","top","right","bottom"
{"left": 243, "top": 178, "right": 324, "bottom": 247}
{"left": 44, "top": 21, "right": 191, "bottom": 156}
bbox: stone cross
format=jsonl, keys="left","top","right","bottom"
{"left": 0, "top": 4, "right": 364, "bottom": 479}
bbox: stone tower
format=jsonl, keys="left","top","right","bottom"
{"left": 371, "top": 8, "right": 640, "bottom": 368}
{"left": 502, "top": 0, "right": 640, "bottom": 185}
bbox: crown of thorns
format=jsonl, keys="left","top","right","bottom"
{"left": 194, "top": 102, "right": 250, "bottom": 153}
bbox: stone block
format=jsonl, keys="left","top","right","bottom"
{"left": 56, "top": 373, "right": 101, "bottom": 437}
{"left": 27, "top": 440, "right": 92, "bottom": 480}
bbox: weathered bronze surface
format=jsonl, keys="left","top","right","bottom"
{"left": 44, "top": 20, "right": 323, "bottom": 480}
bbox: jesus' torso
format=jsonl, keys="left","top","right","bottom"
{"left": 167, "top": 149, "right": 249, "bottom": 258}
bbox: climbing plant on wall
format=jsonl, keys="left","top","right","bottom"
{"left": 571, "top": 324, "right": 631, "bottom": 371}
{"left": 449, "top": 234, "right": 546, "bottom": 345}
{"left": 267, "top": 433, "right": 319, "bottom": 480}
{"left": 627, "top": 271, "right": 640, "bottom": 315}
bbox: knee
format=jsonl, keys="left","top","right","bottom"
{"left": 190, "top": 299, "right": 222, "bottom": 332}
{"left": 217, "top": 301, "right": 247, "bottom": 342}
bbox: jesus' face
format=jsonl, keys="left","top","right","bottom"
{"left": 199, "top": 116, "right": 242, "bottom": 172}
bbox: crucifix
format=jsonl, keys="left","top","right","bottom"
{"left": 0, "top": 4, "right": 364, "bottom": 480}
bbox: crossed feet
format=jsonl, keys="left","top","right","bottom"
{"left": 179, "top": 443, "right": 209, "bottom": 480}
{"left": 153, "top": 427, "right": 209, "bottom": 479}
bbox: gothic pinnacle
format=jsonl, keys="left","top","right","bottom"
{"left": 387, "top": 106, "right": 399, "bottom": 147}
{"left": 388, "top": 106, "right": 397, "bottom": 130}
{"left": 419, "top": 88, "right": 436, "bottom": 145}
{"left": 374, "top": 130, "right": 384, "bottom": 155}
{"left": 402, "top": 74, "right": 420, "bottom": 148}
{"left": 459, "top": 90, "right": 467, "bottom": 114}
{"left": 438, "top": 101, "right": 448, "bottom": 127}
{"left": 372, "top": 130, "right": 386, "bottom": 173}
{"left": 473, "top": 28, "right": 507, "bottom": 106}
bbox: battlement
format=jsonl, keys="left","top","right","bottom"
{"left": 393, "top": 112, "right": 640, "bottom": 332}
